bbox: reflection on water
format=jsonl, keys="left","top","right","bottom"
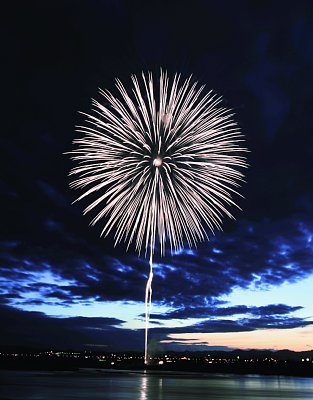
{"left": 140, "top": 372, "right": 164, "bottom": 400}
{"left": 140, "top": 373, "right": 147, "bottom": 400}
{"left": 0, "top": 370, "right": 313, "bottom": 400}
{"left": 137, "top": 374, "right": 313, "bottom": 400}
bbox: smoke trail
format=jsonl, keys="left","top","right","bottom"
{"left": 144, "top": 251, "right": 154, "bottom": 364}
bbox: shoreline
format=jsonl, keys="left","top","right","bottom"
{"left": 1, "top": 365, "right": 313, "bottom": 379}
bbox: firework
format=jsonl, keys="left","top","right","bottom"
{"left": 69, "top": 71, "right": 247, "bottom": 363}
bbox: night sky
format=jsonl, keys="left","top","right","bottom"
{"left": 2, "top": 0, "right": 313, "bottom": 352}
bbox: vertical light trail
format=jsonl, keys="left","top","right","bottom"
{"left": 144, "top": 250, "right": 154, "bottom": 364}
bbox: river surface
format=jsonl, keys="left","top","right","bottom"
{"left": 0, "top": 370, "right": 312, "bottom": 399}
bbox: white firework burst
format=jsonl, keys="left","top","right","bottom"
{"left": 70, "top": 70, "right": 247, "bottom": 256}
{"left": 69, "top": 70, "right": 247, "bottom": 364}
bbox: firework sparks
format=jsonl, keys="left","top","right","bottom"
{"left": 69, "top": 70, "right": 247, "bottom": 363}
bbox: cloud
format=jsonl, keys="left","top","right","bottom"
{"left": 149, "top": 304, "right": 303, "bottom": 320}
{"left": 1, "top": 206, "right": 313, "bottom": 312}
{"left": 1, "top": 302, "right": 311, "bottom": 352}
{"left": 37, "top": 180, "right": 68, "bottom": 208}
{"left": 191, "top": 316, "right": 313, "bottom": 333}
{"left": 150, "top": 315, "right": 313, "bottom": 337}
{"left": 0, "top": 305, "right": 141, "bottom": 351}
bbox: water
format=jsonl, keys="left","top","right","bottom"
{"left": 0, "top": 370, "right": 312, "bottom": 399}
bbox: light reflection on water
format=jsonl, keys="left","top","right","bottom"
{"left": 0, "top": 370, "right": 313, "bottom": 400}
{"left": 140, "top": 374, "right": 148, "bottom": 400}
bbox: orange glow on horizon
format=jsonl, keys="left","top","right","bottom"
{"left": 163, "top": 325, "right": 313, "bottom": 352}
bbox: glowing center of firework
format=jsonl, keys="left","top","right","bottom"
{"left": 153, "top": 157, "right": 162, "bottom": 167}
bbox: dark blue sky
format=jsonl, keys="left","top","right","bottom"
{"left": 1, "top": 0, "right": 313, "bottom": 352}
